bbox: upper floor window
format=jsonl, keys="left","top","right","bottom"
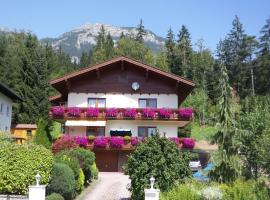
{"left": 138, "top": 126, "right": 157, "bottom": 137}
{"left": 88, "top": 98, "right": 106, "bottom": 108}
{"left": 138, "top": 98, "right": 157, "bottom": 108}
{"left": 6, "top": 106, "right": 9, "bottom": 117}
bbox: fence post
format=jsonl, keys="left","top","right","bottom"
{"left": 28, "top": 173, "right": 46, "bottom": 200}
{"left": 144, "top": 176, "right": 159, "bottom": 200}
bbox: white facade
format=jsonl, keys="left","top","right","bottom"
{"left": 68, "top": 93, "right": 178, "bottom": 109}
{"left": 0, "top": 92, "right": 13, "bottom": 131}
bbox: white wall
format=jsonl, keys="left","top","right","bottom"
{"left": 0, "top": 92, "right": 13, "bottom": 132}
{"left": 66, "top": 120, "right": 179, "bottom": 137}
{"left": 68, "top": 93, "right": 178, "bottom": 108}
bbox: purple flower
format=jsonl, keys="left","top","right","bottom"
{"left": 68, "top": 107, "right": 81, "bottom": 117}
{"left": 142, "top": 108, "right": 156, "bottom": 119}
{"left": 86, "top": 107, "right": 99, "bottom": 117}
{"left": 110, "top": 137, "right": 124, "bottom": 148}
{"left": 105, "top": 108, "right": 118, "bottom": 117}
{"left": 124, "top": 108, "right": 137, "bottom": 118}
{"left": 131, "top": 137, "right": 138, "bottom": 146}
{"left": 51, "top": 106, "right": 65, "bottom": 117}
{"left": 179, "top": 107, "right": 193, "bottom": 119}
{"left": 182, "top": 138, "right": 195, "bottom": 149}
{"left": 94, "top": 136, "right": 108, "bottom": 148}
{"left": 75, "top": 136, "right": 88, "bottom": 148}
{"left": 158, "top": 108, "right": 172, "bottom": 119}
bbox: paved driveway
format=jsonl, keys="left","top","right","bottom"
{"left": 81, "top": 172, "right": 131, "bottom": 200}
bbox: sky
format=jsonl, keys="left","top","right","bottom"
{"left": 0, "top": 0, "right": 269, "bottom": 51}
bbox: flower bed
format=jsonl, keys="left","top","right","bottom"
{"left": 110, "top": 136, "right": 124, "bottom": 148}
{"left": 67, "top": 107, "right": 81, "bottom": 117}
{"left": 179, "top": 107, "right": 193, "bottom": 118}
{"left": 182, "top": 138, "right": 195, "bottom": 149}
{"left": 158, "top": 108, "right": 172, "bottom": 119}
{"left": 51, "top": 106, "right": 65, "bottom": 117}
{"left": 124, "top": 108, "right": 137, "bottom": 118}
{"left": 142, "top": 108, "right": 156, "bottom": 119}
{"left": 86, "top": 107, "right": 99, "bottom": 117}
{"left": 105, "top": 108, "right": 118, "bottom": 117}
{"left": 93, "top": 136, "right": 108, "bottom": 148}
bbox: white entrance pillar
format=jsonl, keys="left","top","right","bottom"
{"left": 28, "top": 173, "right": 46, "bottom": 200}
{"left": 144, "top": 176, "right": 160, "bottom": 200}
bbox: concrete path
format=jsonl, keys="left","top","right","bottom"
{"left": 81, "top": 172, "right": 131, "bottom": 200}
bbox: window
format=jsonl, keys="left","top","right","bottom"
{"left": 138, "top": 126, "right": 157, "bottom": 137}
{"left": 138, "top": 98, "right": 157, "bottom": 108}
{"left": 27, "top": 130, "right": 32, "bottom": 137}
{"left": 0, "top": 103, "right": 3, "bottom": 114}
{"left": 6, "top": 106, "right": 9, "bottom": 117}
{"left": 87, "top": 126, "right": 105, "bottom": 136}
{"left": 88, "top": 98, "right": 106, "bottom": 108}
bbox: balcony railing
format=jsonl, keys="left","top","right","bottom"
{"left": 50, "top": 106, "right": 193, "bottom": 121}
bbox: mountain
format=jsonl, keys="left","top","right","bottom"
{"left": 40, "top": 23, "right": 165, "bottom": 62}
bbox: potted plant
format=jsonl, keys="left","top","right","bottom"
{"left": 123, "top": 136, "right": 131, "bottom": 148}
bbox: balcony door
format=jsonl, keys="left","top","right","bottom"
{"left": 138, "top": 126, "right": 157, "bottom": 137}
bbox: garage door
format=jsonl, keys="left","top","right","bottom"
{"left": 95, "top": 152, "right": 119, "bottom": 172}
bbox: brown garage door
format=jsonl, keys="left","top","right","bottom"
{"left": 95, "top": 152, "right": 119, "bottom": 172}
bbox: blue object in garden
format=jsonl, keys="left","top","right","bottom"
{"left": 193, "top": 163, "right": 214, "bottom": 181}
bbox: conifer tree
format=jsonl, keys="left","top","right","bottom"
{"left": 34, "top": 118, "right": 51, "bottom": 149}
{"left": 135, "top": 19, "right": 146, "bottom": 43}
{"left": 165, "top": 27, "right": 176, "bottom": 73}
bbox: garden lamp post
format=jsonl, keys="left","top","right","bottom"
{"left": 35, "top": 173, "right": 41, "bottom": 186}
{"left": 150, "top": 176, "right": 155, "bottom": 189}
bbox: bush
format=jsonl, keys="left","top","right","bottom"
{"left": 90, "top": 162, "right": 99, "bottom": 179}
{"left": 69, "top": 148, "right": 95, "bottom": 184}
{"left": 47, "top": 163, "right": 76, "bottom": 200}
{"left": 0, "top": 143, "right": 53, "bottom": 194}
{"left": 46, "top": 193, "right": 64, "bottom": 200}
{"left": 52, "top": 136, "right": 79, "bottom": 154}
{"left": 34, "top": 118, "right": 51, "bottom": 149}
{"left": 54, "top": 151, "right": 84, "bottom": 193}
{"left": 125, "top": 135, "right": 192, "bottom": 200}
{"left": 161, "top": 183, "right": 201, "bottom": 200}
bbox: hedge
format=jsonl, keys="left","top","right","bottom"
{"left": 46, "top": 193, "right": 64, "bottom": 200}
{"left": 0, "top": 143, "right": 53, "bottom": 194}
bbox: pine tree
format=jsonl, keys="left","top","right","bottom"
{"left": 135, "top": 19, "right": 146, "bottom": 43}
{"left": 34, "top": 118, "right": 51, "bottom": 149}
{"left": 80, "top": 50, "right": 92, "bottom": 68}
{"left": 165, "top": 27, "right": 176, "bottom": 73}
{"left": 176, "top": 25, "right": 192, "bottom": 77}
{"left": 105, "top": 33, "right": 115, "bottom": 58}
{"left": 119, "top": 32, "right": 125, "bottom": 39}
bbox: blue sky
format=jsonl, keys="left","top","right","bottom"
{"left": 0, "top": 0, "right": 269, "bottom": 51}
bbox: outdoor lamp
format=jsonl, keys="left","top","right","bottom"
{"left": 35, "top": 173, "right": 41, "bottom": 186}
{"left": 150, "top": 176, "right": 155, "bottom": 189}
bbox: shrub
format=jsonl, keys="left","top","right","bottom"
{"left": 94, "top": 136, "right": 108, "bottom": 148}
{"left": 158, "top": 108, "right": 172, "bottom": 119}
{"left": 34, "top": 118, "right": 51, "bottom": 149}
{"left": 47, "top": 163, "right": 76, "bottom": 200}
{"left": 86, "top": 107, "right": 99, "bottom": 117}
{"left": 124, "top": 108, "right": 137, "bottom": 118}
{"left": 52, "top": 136, "right": 79, "bottom": 154}
{"left": 46, "top": 193, "right": 64, "bottom": 200}
{"left": 0, "top": 143, "right": 53, "bottom": 194}
{"left": 125, "top": 135, "right": 192, "bottom": 200}
{"left": 161, "top": 183, "right": 201, "bottom": 200}
{"left": 105, "top": 108, "right": 118, "bottom": 117}
{"left": 124, "top": 136, "right": 131, "bottom": 143}
{"left": 54, "top": 151, "right": 83, "bottom": 194}
{"left": 67, "top": 107, "right": 81, "bottom": 117}
{"left": 142, "top": 108, "right": 156, "bottom": 118}
{"left": 182, "top": 138, "right": 195, "bottom": 149}
{"left": 90, "top": 162, "right": 99, "bottom": 180}
{"left": 0, "top": 131, "right": 14, "bottom": 144}
{"left": 110, "top": 136, "right": 124, "bottom": 148}
{"left": 51, "top": 106, "right": 65, "bottom": 117}
{"left": 69, "top": 148, "right": 95, "bottom": 184}
{"left": 88, "top": 135, "right": 96, "bottom": 142}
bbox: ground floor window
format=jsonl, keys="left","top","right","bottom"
{"left": 138, "top": 126, "right": 157, "bottom": 137}
{"left": 87, "top": 126, "right": 105, "bottom": 136}
{"left": 26, "top": 129, "right": 32, "bottom": 137}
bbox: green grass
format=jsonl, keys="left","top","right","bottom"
{"left": 191, "top": 122, "right": 217, "bottom": 142}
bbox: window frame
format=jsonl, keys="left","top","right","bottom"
{"left": 138, "top": 98, "right": 157, "bottom": 108}
{"left": 26, "top": 129, "right": 32, "bottom": 137}
{"left": 138, "top": 126, "right": 157, "bottom": 137}
{"left": 87, "top": 98, "right": 106, "bottom": 108}
{"left": 86, "top": 126, "right": 105, "bottom": 136}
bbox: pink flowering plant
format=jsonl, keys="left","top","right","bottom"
{"left": 179, "top": 107, "right": 193, "bottom": 119}
{"left": 131, "top": 137, "right": 138, "bottom": 146}
{"left": 142, "top": 108, "right": 156, "bottom": 119}
{"left": 158, "top": 108, "right": 172, "bottom": 119}
{"left": 51, "top": 106, "right": 65, "bottom": 117}
{"left": 86, "top": 107, "right": 99, "bottom": 118}
{"left": 94, "top": 136, "right": 108, "bottom": 148}
{"left": 68, "top": 107, "right": 81, "bottom": 117}
{"left": 105, "top": 108, "right": 118, "bottom": 118}
{"left": 110, "top": 136, "right": 124, "bottom": 148}
{"left": 182, "top": 138, "right": 195, "bottom": 149}
{"left": 169, "top": 137, "right": 180, "bottom": 145}
{"left": 124, "top": 108, "right": 137, "bottom": 118}
{"left": 75, "top": 136, "right": 88, "bottom": 148}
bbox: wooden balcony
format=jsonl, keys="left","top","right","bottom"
{"left": 49, "top": 107, "right": 193, "bottom": 122}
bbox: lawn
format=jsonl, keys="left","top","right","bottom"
{"left": 191, "top": 122, "right": 217, "bottom": 142}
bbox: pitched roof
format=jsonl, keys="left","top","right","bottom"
{"left": 0, "top": 82, "right": 22, "bottom": 101}
{"left": 50, "top": 56, "right": 195, "bottom": 87}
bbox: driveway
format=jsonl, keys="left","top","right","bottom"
{"left": 80, "top": 172, "right": 131, "bottom": 200}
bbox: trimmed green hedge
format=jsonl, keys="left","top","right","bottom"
{"left": 0, "top": 143, "right": 53, "bottom": 194}
{"left": 47, "top": 163, "right": 76, "bottom": 200}
{"left": 46, "top": 193, "right": 64, "bottom": 200}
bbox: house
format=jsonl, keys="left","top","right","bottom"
{"left": 11, "top": 124, "right": 37, "bottom": 144}
{"left": 49, "top": 56, "right": 195, "bottom": 171}
{"left": 0, "top": 83, "right": 22, "bottom": 132}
